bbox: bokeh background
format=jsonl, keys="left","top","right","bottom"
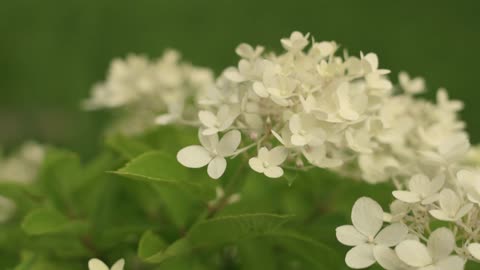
{"left": 1, "top": 0, "right": 479, "bottom": 158}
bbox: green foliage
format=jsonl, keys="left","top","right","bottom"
{"left": 0, "top": 127, "right": 404, "bottom": 269}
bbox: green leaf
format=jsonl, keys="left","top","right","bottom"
{"left": 114, "top": 151, "right": 215, "bottom": 201}
{"left": 264, "top": 229, "right": 342, "bottom": 269}
{"left": 188, "top": 213, "right": 291, "bottom": 246}
{"left": 138, "top": 230, "right": 168, "bottom": 259}
{"left": 139, "top": 213, "right": 291, "bottom": 264}
{"left": 106, "top": 134, "right": 151, "bottom": 159}
{"left": 21, "top": 208, "right": 86, "bottom": 236}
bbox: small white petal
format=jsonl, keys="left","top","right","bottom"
{"left": 291, "top": 134, "right": 307, "bottom": 146}
{"left": 429, "top": 210, "right": 454, "bottom": 221}
{"left": 264, "top": 166, "right": 284, "bottom": 178}
{"left": 395, "top": 240, "right": 432, "bottom": 267}
{"left": 375, "top": 223, "right": 408, "bottom": 247}
{"left": 335, "top": 225, "right": 367, "bottom": 246}
{"left": 408, "top": 174, "right": 431, "bottom": 195}
{"left": 468, "top": 243, "right": 480, "bottom": 260}
{"left": 88, "top": 259, "right": 109, "bottom": 270}
{"left": 351, "top": 197, "right": 384, "bottom": 238}
{"left": 177, "top": 146, "right": 212, "bottom": 168}
{"left": 111, "top": 259, "right": 125, "bottom": 270}
{"left": 253, "top": 82, "right": 269, "bottom": 98}
{"left": 289, "top": 114, "right": 302, "bottom": 133}
{"left": 249, "top": 157, "right": 265, "bottom": 173}
{"left": 198, "top": 110, "right": 217, "bottom": 128}
{"left": 267, "top": 146, "right": 288, "bottom": 166}
{"left": 217, "top": 130, "right": 241, "bottom": 157}
{"left": 345, "top": 244, "right": 375, "bottom": 269}
{"left": 438, "top": 189, "right": 461, "bottom": 217}
{"left": 427, "top": 228, "right": 455, "bottom": 261}
{"left": 392, "top": 191, "right": 421, "bottom": 203}
{"left": 435, "top": 256, "right": 465, "bottom": 270}
{"left": 207, "top": 157, "right": 227, "bottom": 179}
{"left": 373, "top": 245, "right": 411, "bottom": 270}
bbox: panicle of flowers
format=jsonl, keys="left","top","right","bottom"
{"left": 0, "top": 141, "right": 45, "bottom": 223}
{"left": 337, "top": 139, "right": 480, "bottom": 269}
{"left": 83, "top": 50, "right": 214, "bottom": 135}
{"left": 178, "top": 31, "right": 397, "bottom": 179}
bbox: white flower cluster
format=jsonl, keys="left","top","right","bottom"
{"left": 178, "top": 31, "right": 397, "bottom": 179}
{"left": 88, "top": 32, "right": 479, "bottom": 268}
{"left": 0, "top": 141, "right": 44, "bottom": 223}
{"left": 83, "top": 50, "right": 214, "bottom": 135}
{"left": 337, "top": 150, "right": 480, "bottom": 269}
{"left": 176, "top": 31, "right": 468, "bottom": 182}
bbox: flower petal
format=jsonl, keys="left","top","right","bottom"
{"left": 392, "top": 191, "right": 421, "bottom": 203}
{"left": 248, "top": 157, "right": 265, "bottom": 173}
{"left": 217, "top": 130, "right": 241, "bottom": 157}
{"left": 289, "top": 114, "right": 302, "bottom": 133}
{"left": 438, "top": 189, "right": 460, "bottom": 217}
{"left": 436, "top": 256, "right": 465, "bottom": 270}
{"left": 335, "top": 225, "right": 367, "bottom": 246}
{"left": 88, "top": 259, "right": 109, "bottom": 270}
{"left": 373, "top": 245, "right": 411, "bottom": 270}
{"left": 375, "top": 223, "right": 408, "bottom": 247}
{"left": 267, "top": 146, "right": 288, "bottom": 166}
{"left": 429, "top": 209, "right": 454, "bottom": 221}
{"left": 207, "top": 157, "right": 227, "bottom": 179}
{"left": 427, "top": 228, "right": 455, "bottom": 262}
{"left": 408, "top": 174, "right": 430, "bottom": 195}
{"left": 111, "top": 259, "right": 125, "bottom": 270}
{"left": 468, "top": 243, "right": 480, "bottom": 260}
{"left": 198, "top": 110, "right": 217, "bottom": 128}
{"left": 351, "top": 197, "right": 384, "bottom": 238}
{"left": 177, "top": 146, "right": 212, "bottom": 168}
{"left": 395, "top": 240, "right": 432, "bottom": 267}
{"left": 199, "top": 132, "right": 218, "bottom": 151}
{"left": 264, "top": 166, "right": 284, "bottom": 178}
{"left": 345, "top": 244, "right": 375, "bottom": 269}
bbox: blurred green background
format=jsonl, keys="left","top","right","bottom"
{"left": 1, "top": 0, "right": 479, "bottom": 157}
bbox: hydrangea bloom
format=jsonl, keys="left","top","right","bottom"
{"left": 83, "top": 50, "right": 214, "bottom": 135}
{"left": 0, "top": 142, "right": 44, "bottom": 223}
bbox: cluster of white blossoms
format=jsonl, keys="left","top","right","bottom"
{"left": 176, "top": 31, "right": 468, "bottom": 183}
{"left": 336, "top": 137, "right": 480, "bottom": 269}
{"left": 0, "top": 141, "right": 44, "bottom": 223}
{"left": 83, "top": 50, "right": 214, "bottom": 135}
{"left": 88, "top": 32, "right": 479, "bottom": 268}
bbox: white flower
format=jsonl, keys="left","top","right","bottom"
{"left": 198, "top": 106, "right": 239, "bottom": 135}
{"left": 280, "top": 31, "right": 309, "bottom": 52}
{"left": 457, "top": 169, "right": 480, "bottom": 205}
{"left": 336, "top": 197, "right": 408, "bottom": 269}
{"left": 0, "top": 196, "right": 15, "bottom": 223}
{"left": 398, "top": 72, "right": 425, "bottom": 95}
{"left": 88, "top": 258, "right": 125, "bottom": 270}
{"left": 249, "top": 147, "right": 288, "bottom": 178}
{"left": 395, "top": 228, "right": 464, "bottom": 270}
{"left": 235, "top": 43, "right": 264, "bottom": 59}
{"left": 177, "top": 130, "right": 241, "bottom": 179}
{"left": 429, "top": 188, "right": 473, "bottom": 222}
{"left": 436, "top": 88, "right": 463, "bottom": 112}
{"left": 420, "top": 134, "right": 470, "bottom": 166}
{"left": 288, "top": 114, "right": 326, "bottom": 147}
{"left": 392, "top": 174, "right": 444, "bottom": 205}
{"left": 468, "top": 243, "right": 480, "bottom": 260}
